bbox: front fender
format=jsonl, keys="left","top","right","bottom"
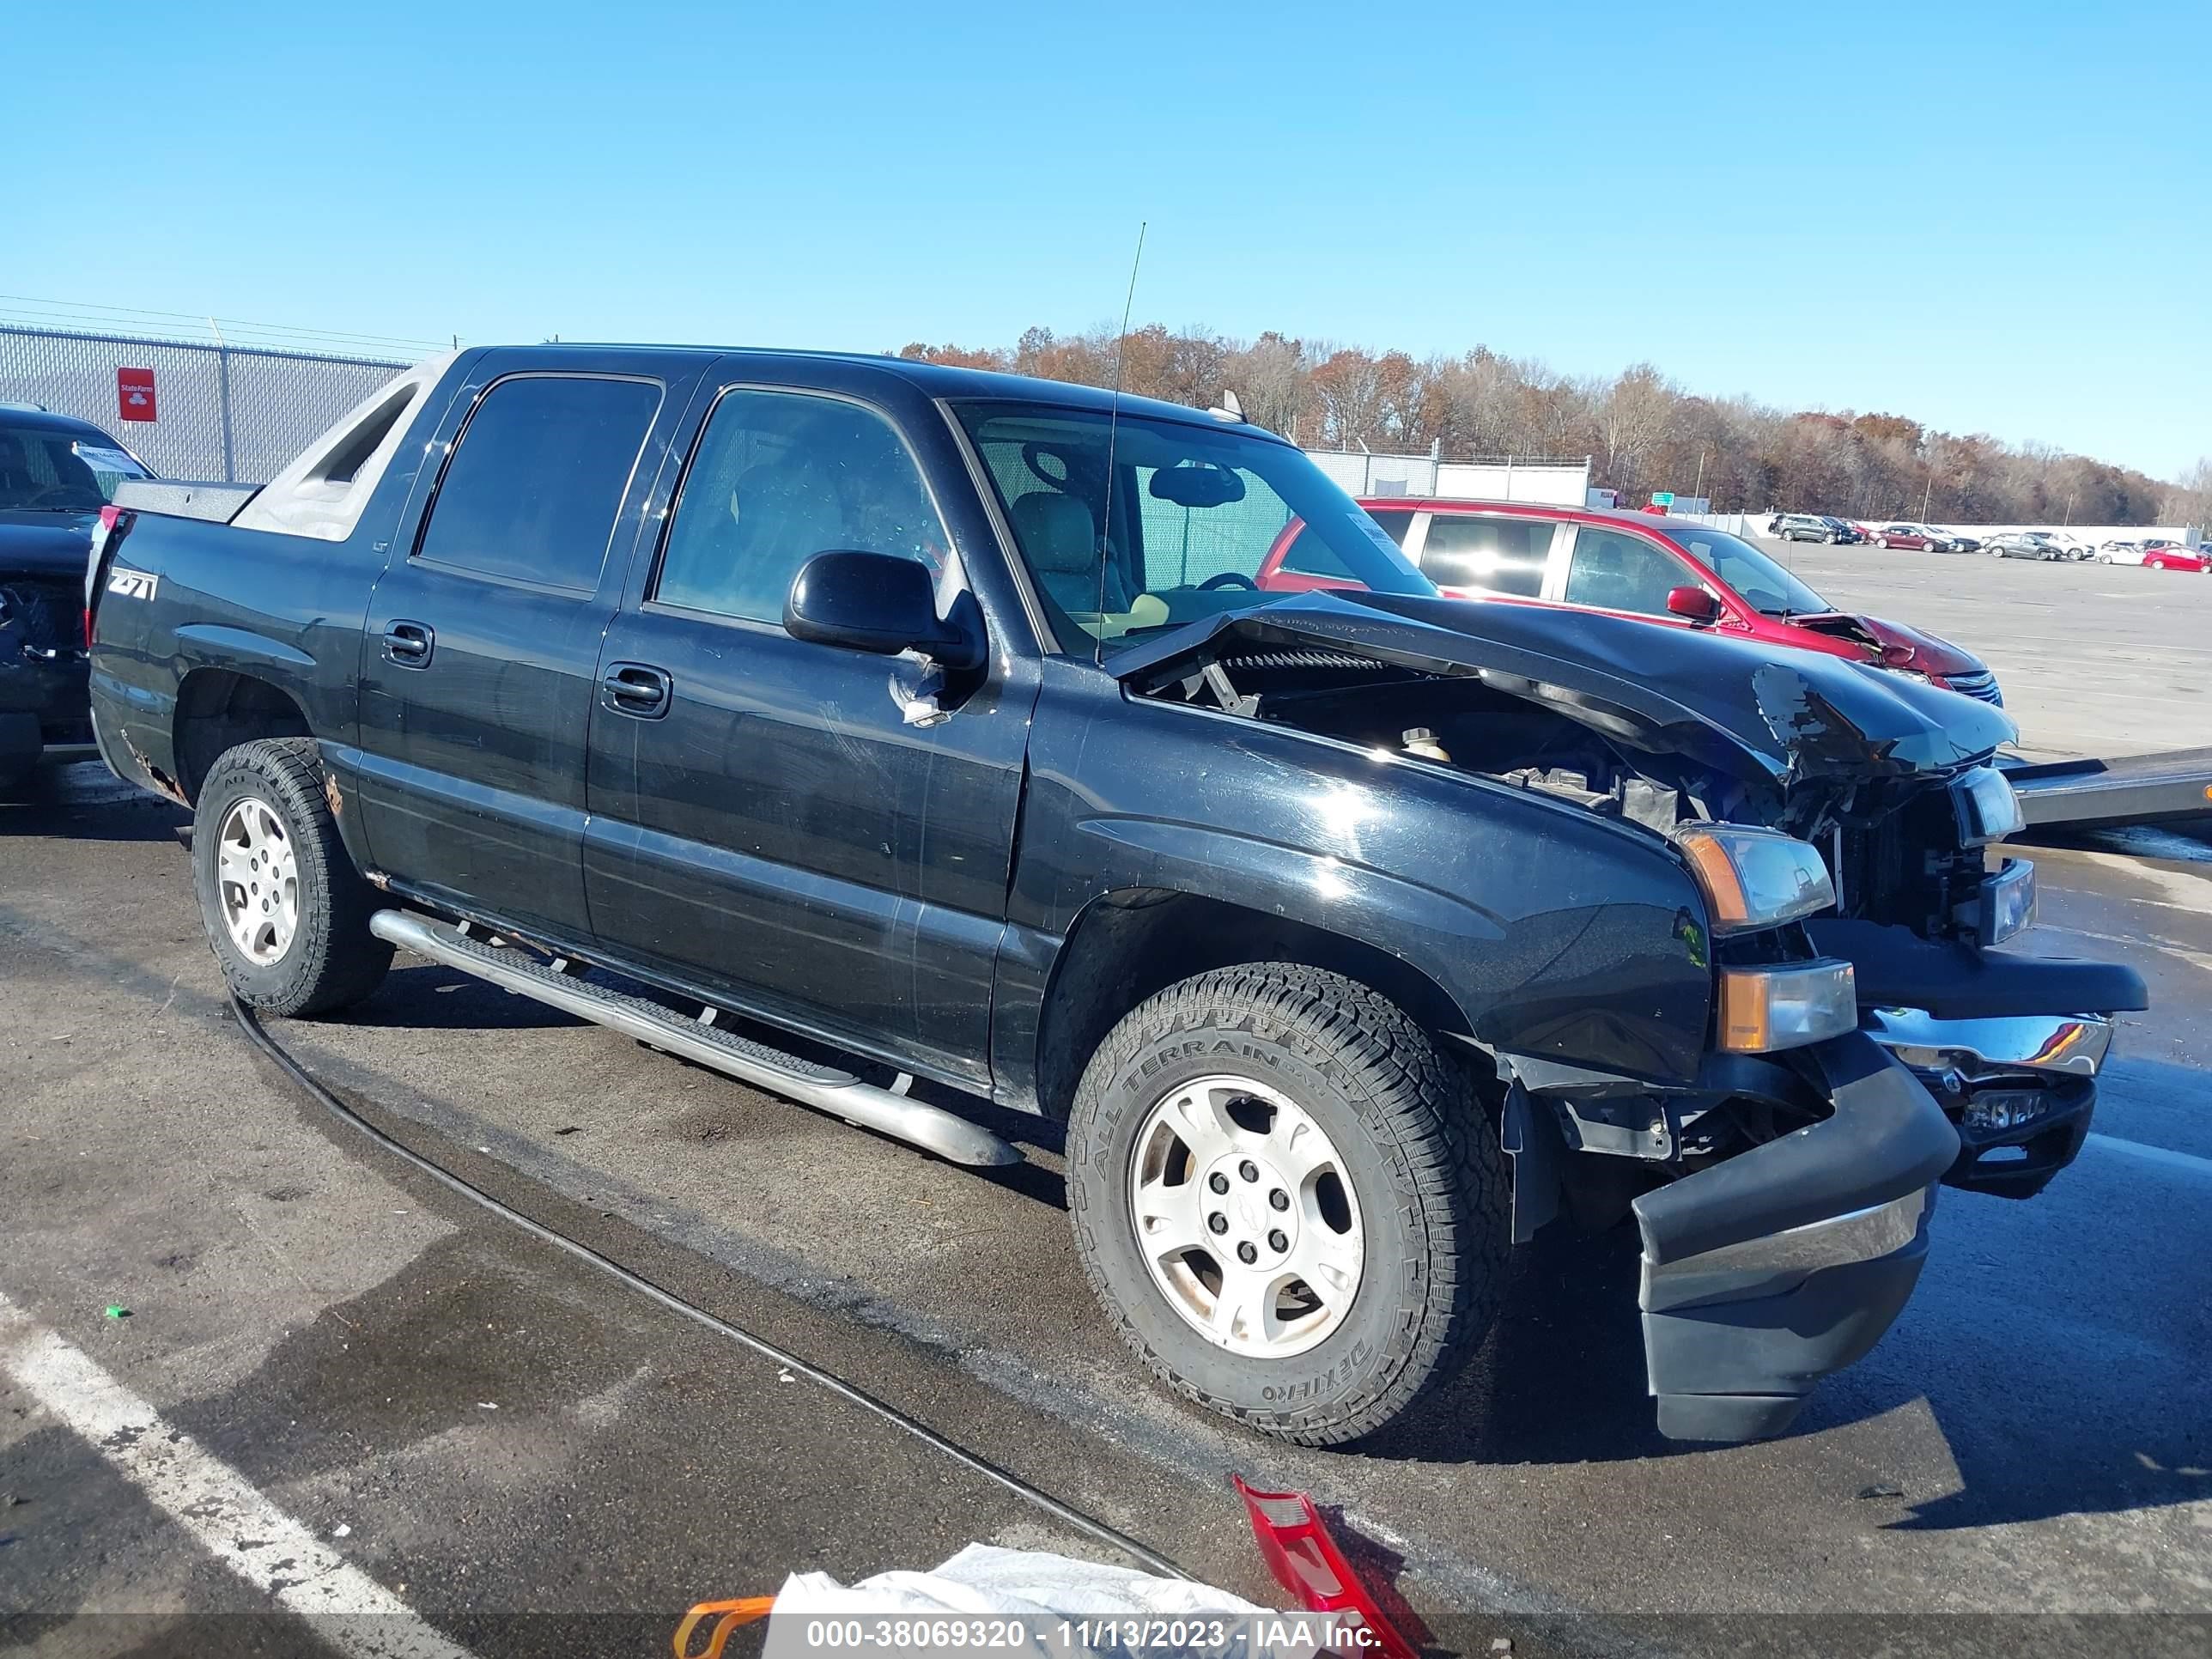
{"left": 1000, "top": 677, "right": 1717, "bottom": 1102}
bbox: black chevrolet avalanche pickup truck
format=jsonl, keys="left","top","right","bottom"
{"left": 86, "top": 345, "right": 2145, "bottom": 1447}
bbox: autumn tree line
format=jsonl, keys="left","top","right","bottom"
{"left": 898, "top": 325, "right": 2204, "bottom": 528}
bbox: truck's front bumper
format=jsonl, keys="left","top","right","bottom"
{"left": 1865, "top": 1007, "right": 2108, "bottom": 1199}
{"left": 1633, "top": 1031, "right": 1959, "bottom": 1443}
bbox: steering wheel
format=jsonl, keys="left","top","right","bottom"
{"left": 15, "top": 484, "right": 72, "bottom": 508}
{"left": 1198, "top": 571, "right": 1258, "bottom": 592}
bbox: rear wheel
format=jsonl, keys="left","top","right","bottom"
{"left": 192, "top": 738, "right": 392, "bottom": 1017}
{"left": 1066, "top": 963, "right": 1509, "bottom": 1446}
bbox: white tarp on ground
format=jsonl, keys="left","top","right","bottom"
{"left": 765, "top": 1543, "right": 1340, "bottom": 1658}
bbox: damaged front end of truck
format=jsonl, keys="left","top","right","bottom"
{"left": 1114, "top": 591, "right": 2146, "bottom": 1440}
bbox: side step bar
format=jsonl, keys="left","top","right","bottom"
{"left": 368, "top": 910, "right": 1020, "bottom": 1169}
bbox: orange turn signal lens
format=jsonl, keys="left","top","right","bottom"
{"left": 1675, "top": 825, "right": 1836, "bottom": 934}
{"left": 1718, "top": 961, "right": 1857, "bottom": 1053}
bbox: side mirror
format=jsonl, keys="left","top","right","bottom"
{"left": 1665, "top": 585, "right": 1721, "bottom": 623}
{"left": 785, "top": 550, "right": 984, "bottom": 671}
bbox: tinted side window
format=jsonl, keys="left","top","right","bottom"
{"left": 653, "top": 389, "right": 948, "bottom": 623}
{"left": 1422, "top": 515, "right": 1551, "bottom": 597}
{"left": 416, "top": 375, "right": 661, "bottom": 592}
{"left": 1562, "top": 527, "right": 1686, "bottom": 616}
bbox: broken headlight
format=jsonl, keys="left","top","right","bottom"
{"left": 1676, "top": 824, "right": 1836, "bottom": 934}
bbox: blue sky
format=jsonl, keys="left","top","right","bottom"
{"left": 11, "top": 2, "right": 2208, "bottom": 477}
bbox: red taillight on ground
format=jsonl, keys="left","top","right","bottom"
{"left": 1232, "top": 1475, "right": 1420, "bottom": 1659}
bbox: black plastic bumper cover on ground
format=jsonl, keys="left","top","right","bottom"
{"left": 1632, "top": 1031, "right": 1960, "bottom": 1443}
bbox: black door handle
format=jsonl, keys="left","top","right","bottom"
{"left": 383, "top": 620, "right": 434, "bottom": 665}
{"left": 600, "top": 661, "right": 672, "bottom": 719}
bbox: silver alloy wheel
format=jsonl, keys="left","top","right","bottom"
{"left": 1127, "top": 1073, "right": 1364, "bottom": 1358}
{"left": 216, "top": 796, "right": 300, "bottom": 965}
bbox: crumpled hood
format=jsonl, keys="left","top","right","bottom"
{"left": 1113, "top": 590, "right": 2017, "bottom": 789}
{"left": 0, "top": 508, "right": 99, "bottom": 580}
{"left": 1851, "top": 614, "right": 1987, "bottom": 678}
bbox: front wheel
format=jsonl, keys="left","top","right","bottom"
{"left": 192, "top": 738, "right": 393, "bottom": 1017}
{"left": 1066, "top": 963, "right": 1509, "bottom": 1446}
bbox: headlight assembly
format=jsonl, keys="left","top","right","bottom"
{"left": 1952, "top": 765, "right": 2024, "bottom": 843}
{"left": 1675, "top": 824, "right": 1837, "bottom": 934}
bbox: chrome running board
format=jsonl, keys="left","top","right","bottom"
{"left": 368, "top": 909, "right": 1020, "bottom": 1168}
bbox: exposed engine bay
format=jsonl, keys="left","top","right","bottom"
{"left": 1136, "top": 640, "right": 1992, "bottom": 950}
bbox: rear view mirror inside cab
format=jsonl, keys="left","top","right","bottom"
{"left": 1148, "top": 463, "right": 1245, "bottom": 509}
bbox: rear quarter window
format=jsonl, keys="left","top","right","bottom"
{"left": 414, "top": 374, "right": 662, "bottom": 592}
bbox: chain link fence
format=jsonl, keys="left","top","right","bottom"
{"left": 1303, "top": 448, "right": 1592, "bottom": 507}
{"left": 0, "top": 325, "right": 412, "bottom": 483}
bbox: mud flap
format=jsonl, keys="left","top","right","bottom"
{"left": 1632, "top": 1031, "right": 1960, "bottom": 1442}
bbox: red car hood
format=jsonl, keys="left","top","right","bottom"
{"left": 1850, "top": 616, "right": 1988, "bottom": 678}
{"left": 1785, "top": 611, "right": 1985, "bottom": 678}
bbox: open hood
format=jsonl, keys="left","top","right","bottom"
{"left": 1112, "top": 591, "right": 2016, "bottom": 791}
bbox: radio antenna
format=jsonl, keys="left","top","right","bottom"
{"left": 1095, "top": 221, "right": 1146, "bottom": 653}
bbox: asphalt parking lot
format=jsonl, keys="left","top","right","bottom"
{"left": 1747, "top": 538, "right": 2212, "bottom": 764}
{"left": 6, "top": 738, "right": 2211, "bottom": 1656}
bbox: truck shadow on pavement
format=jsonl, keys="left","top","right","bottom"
{"left": 1360, "top": 1180, "right": 2212, "bottom": 1539}
{"left": 0, "top": 770, "right": 189, "bottom": 843}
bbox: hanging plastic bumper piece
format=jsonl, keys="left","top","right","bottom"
{"left": 1633, "top": 1030, "right": 1960, "bottom": 1443}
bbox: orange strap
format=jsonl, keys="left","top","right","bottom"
{"left": 674, "top": 1595, "right": 775, "bottom": 1659}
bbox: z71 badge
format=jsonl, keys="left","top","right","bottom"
{"left": 106, "top": 568, "right": 159, "bottom": 601}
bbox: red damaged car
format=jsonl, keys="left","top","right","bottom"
{"left": 1260, "top": 498, "right": 2003, "bottom": 703}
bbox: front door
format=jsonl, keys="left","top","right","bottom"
{"left": 582, "top": 381, "right": 1035, "bottom": 1085}
{"left": 355, "top": 360, "right": 689, "bottom": 939}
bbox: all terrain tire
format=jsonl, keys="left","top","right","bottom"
{"left": 191, "top": 738, "right": 392, "bottom": 1017}
{"left": 1065, "top": 963, "right": 1509, "bottom": 1446}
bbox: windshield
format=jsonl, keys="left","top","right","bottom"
{"left": 1671, "top": 527, "right": 1830, "bottom": 617}
{"left": 953, "top": 402, "right": 1432, "bottom": 657}
{"left": 0, "top": 422, "right": 150, "bottom": 510}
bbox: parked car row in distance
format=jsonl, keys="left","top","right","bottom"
{"left": 2098, "top": 538, "right": 2210, "bottom": 572}
{"left": 1866, "top": 522, "right": 1982, "bottom": 552}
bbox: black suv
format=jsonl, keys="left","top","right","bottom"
{"left": 86, "top": 346, "right": 2141, "bottom": 1447}
{"left": 1768, "top": 513, "right": 1860, "bottom": 544}
{"left": 1, "top": 406, "right": 151, "bottom": 795}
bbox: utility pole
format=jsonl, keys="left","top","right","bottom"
{"left": 1920, "top": 471, "right": 1933, "bottom": 524}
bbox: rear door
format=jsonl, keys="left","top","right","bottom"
{"left": 581, "top": 368, "right": 1036, "bottom": 1086}
{"left": 355, "top": 353, "right": 702, "bottom": 939}
{"left": 1411, "top": 511, "right": 1567, "bottom": 601}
